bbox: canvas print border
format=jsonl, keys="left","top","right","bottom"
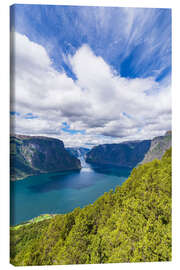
{"left": 9, "top": 2, "right": 172, "bottom": 266}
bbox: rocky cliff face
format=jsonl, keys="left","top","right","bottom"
{"left": 140, "top": 131, "right": 172, "bottom": 164}
{"left": 86, "top": 140, "right": 151, "bottom": 168}
{"left": 86, "top": 132, "right": 172, "bottom": 168}
{"left": 10, "top": 135, "right": 81, "bottom": 181}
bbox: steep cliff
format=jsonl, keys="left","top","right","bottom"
{"left": 86, "top": 131, "right": 172, "bottom": 168}
{"left": 10, "top": 135, "right": 81, "bottom": 181}
{"left": 86, "top": 140, "right": 151, "bottom": 168}
{"left": 140, "top": 131, "right": 172, "bottom": 164}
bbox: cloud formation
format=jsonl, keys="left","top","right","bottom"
{"left": 11, "top": 6, "right": 171, "bottom": 81}
{"left": 11, "top": 31, "right": 171, "bottom": 147}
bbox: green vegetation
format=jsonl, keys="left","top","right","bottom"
{"left": 10, "top": 148, "right": 171, "bottom": 266}
{"left": 10, "top": 214, "right": 54, "bottom": 231}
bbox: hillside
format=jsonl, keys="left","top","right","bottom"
{"left": 86, "top": 140, "right": 151, "bottom": 168}
{"left": 10, "top": 135, "right": 81, "bottom": 181}
{"left": 10, "top": 148, "right": 171, "bottom": 265}
{"left": 140, "top": 131, "right": 172, "bottom": 164}
{"left": 86, "top": 132, "right": 171, "bottom": 168}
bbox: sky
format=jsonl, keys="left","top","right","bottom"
{"left": 10, "top": 4, "right": 171, "bottom": 148}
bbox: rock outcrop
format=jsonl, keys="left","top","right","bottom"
{"left": 140, "top": 131, "right": 172, "bottom": 164}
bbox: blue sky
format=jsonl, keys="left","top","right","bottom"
{"left": 11, "top": 5, "right": 171, "bottom": 81}
{"left": 10, "top": 4, "right": 171, "bottom": 147}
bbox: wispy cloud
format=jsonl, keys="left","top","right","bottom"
{"left": 11, "top": 5, "right": 171, "bottom": 81}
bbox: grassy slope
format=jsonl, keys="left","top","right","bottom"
{"left": 10, "top": 148, "right": 171, "bottom": 266}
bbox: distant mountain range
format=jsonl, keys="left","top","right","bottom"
{"left": 66, "top": 147, "right": 90, "bottom": 168}
{"left": 86, "top": 131, "right": 171, "bottom": 168}
{"left": 66, "top": 147, "right": 89, "bottom": 159}
{"left": 10, "top": 131, "right": 171, "bottom": 180}
{"left": 10, "top": 135, "right": 81, "bottom": 181}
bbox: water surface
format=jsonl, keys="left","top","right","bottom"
{"left": 10, "top": 165, "right": 131, "bottom": 226}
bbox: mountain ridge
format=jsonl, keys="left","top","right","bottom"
{"left": 86, "top": 131, "right": 171, "bottom": 168}
{"left": 10, "top": 131, "right": 171, "bottom": 180}
{"left": 140, "top": 131, "right": 171, "bottom": 164}
{"left": 10, "top": 135, "right": 81, "bottom": 181}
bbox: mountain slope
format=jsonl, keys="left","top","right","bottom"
{"left": 86, "top": 132, "right": 171, "bottom": 168}
{"left": 10, "top": 148, "right": 171, "bottom": 265}
{"left": 86, "top": 140, "right": 151, "bottom": 168}
{"left": 140, "top": 131, "right": 172, "bottom": 164}
{"left": 10, "top": 135, "right": 81, "bottom": 180}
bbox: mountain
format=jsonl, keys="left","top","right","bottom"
{"left": 86, "top": 132, "right": 171, "bottom": 168}
{"left": 66, "top": 147, "right": 90, "bottom": 167}
{"left": 10, "top": 148, "right": 171, "bottom": 265}
{"left": 86, "top": 140, "right": 151, "bottom": 168}
{"left": 140, "top": 131, "right": 172, "bottom": 164}
{"left": 10, "top": 135, "right": 81, "bottom": 181}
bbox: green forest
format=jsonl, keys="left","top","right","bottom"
{"left": 10, "top": 148, "right": 172, "bottom": 266}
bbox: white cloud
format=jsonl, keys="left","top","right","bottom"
{"left": 11, "top": 32, "right": 171, "bottom": 147}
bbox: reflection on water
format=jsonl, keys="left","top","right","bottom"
{"left": 90, "top": 164, "right": 131, "bottom": 177}
{"left": 28, "top": 165, "right": 131, "bottom": 194}
{"left": 81, "top": 167, "right": 93, "bottom": 172}
{"left": 11, "top": 165, "right": 131, "bottom": 226}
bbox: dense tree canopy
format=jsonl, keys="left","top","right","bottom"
{"left": 10, "top": 148, "right": 172, "bottom": 266}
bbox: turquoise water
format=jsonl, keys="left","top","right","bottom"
{"left": 10, "top": 165, "right": 131, "bottom": 226}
